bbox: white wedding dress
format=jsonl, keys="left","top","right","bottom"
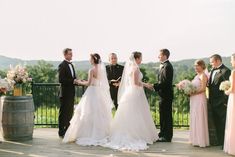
{"left": 104, "top": 55, "right": 158, "bottom": 151}
{"left": 62, "top": 63, "right": 113, "bottom": 146}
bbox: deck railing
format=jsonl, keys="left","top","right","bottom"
{"left": 32, "top": 83, "right": 189, "bottom": 127}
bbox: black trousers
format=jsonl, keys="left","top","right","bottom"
{"left": 211, "top": 103, "right": 227, "bottom": 145}
{"left": 159, "top": 98, "right": 173, "bottom": 141}
{"left": 58, "top": 95, "right": 74, "bottom": 136}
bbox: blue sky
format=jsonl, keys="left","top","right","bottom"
{"left": 0, "top": 0, "right": 234, "bottom": 62}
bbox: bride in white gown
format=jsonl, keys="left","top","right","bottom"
{"left": 62, "top": 53, "right": 113, "bottom": 146}
{"left": 105, "top": 52, "right": 158, "bottom": 151}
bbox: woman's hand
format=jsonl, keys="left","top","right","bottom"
{"left": 144, "top": 83, "right": 154, "bottom": 91}
{"left": 75, "top": 79, "right": 85, "bottom": 85}
{"left": 225, "top": 90, "right": 230, "bottom": 96}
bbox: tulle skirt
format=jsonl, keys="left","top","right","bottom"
{"left": 62, "top": 86, "right": 113, "bottom": 146}
{"left": 105, "top": 86, "right": 158, "bottom": 151}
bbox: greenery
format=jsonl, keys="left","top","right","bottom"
{"left": 0, "top": 69, "right": 6, "bottom": 78}
{"left": 34, "top": 105, "right": 189, "bottom": 128}
{"left": 26, "top": 60, "right": 58, "bottom": 83}
{"left": 34, "top": 106, "right": 59, "bottom": 128}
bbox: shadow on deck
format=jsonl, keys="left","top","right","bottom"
{"left": 0, "top": 129, "right": 229, "bottom": 157}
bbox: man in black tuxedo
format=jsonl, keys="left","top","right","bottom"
{"left": 153, "top": 49, "right": 174, "bottom": 142}
{"left": 106, "top": 53, "right": 124, "bottom": 109}
{"left": 208, "top": 54, "right": 230, "bottom": 146}
{"left": 58, "top": 48, "right": 76, "bottom": 138}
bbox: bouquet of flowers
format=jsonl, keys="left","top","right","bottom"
{"left": 7, "top": 65, "right": 32, "bottom": 84}
{"left": 0, "top": 78, "right": 14, "bottom": 95}
{"left": 219, "top": 80, "right": 231, "bottom": 92}
{"left": 176, "top": 79, "right": 197, "bottom": 95}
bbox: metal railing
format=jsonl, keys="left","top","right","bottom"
{"left": 32, "top": 83, "right": 190, "bottom": 127}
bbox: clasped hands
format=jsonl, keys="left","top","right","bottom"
{"left": 73, "top": 79, "right": 155, "bottom": 91}
{"left": 74, "top": 79, "right": 84, "bottom": 85}
{"left": 144, "top": 83, "right": 155, "bottom": 91}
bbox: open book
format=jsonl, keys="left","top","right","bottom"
{"left": 110, "top": 77, "right": 122, "bottom": 83}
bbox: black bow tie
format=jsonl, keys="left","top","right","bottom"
{"left": 213, "top": 67, "right": 220, "bottom": 70}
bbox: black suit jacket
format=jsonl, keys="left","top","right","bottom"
{"left": 154, "top": 60, "right": 174, "bottom": 99}
{"left": 58, "top": 60, "right": 76, "bottom": 98}
{"left": 208, "top": 64, "right": 231, "bottom": 106}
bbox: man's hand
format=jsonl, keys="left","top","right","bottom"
{"left": 73, "top": 79, "right": 78, "bottom": 84}
{"left": 74, "top": 79, "right": 82, "bottom": 85}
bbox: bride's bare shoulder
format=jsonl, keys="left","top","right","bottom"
{"left": 131, "top": 66, "right": 139, "bottom": 71}
{"left": 88, "top": 68, "right": 95, "bottom": 76}
{"left": 88, "top": 67, "right": 98, "bottom": 78}
{"left": 131, "top": 66, "right": 140, "bottom": 76}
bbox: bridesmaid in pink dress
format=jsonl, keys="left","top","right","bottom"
{"left": 224, "top": 54, "right": 235, "bottom": 155}
{"left": 189, "top": 60, "right": 209, "bottom": 147}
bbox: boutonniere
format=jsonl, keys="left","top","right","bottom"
{"left": 217, "top": 69, "right": 222, "bottom": 74}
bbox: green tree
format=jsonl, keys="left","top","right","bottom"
{"left": 0, "top": 69, "right": 6, "bottom": 78}
{"left": 27, "top": 60, "right": 57, "bottom": 83}
{"left": 76, "top": 70, "right": 88, "bottom": 80}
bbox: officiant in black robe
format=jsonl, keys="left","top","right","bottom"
{"left": 106, "top": 53, "right": 124, "bottom": 109}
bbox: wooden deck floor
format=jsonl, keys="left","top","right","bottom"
{"left": 0, "top": 128, "right": 230, "bottom": 157}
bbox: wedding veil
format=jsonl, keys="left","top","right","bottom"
{"left": 118, "top": 53, "right": 138, "bottom": 104}
{"left": 97, "top": 61, "right": 114, "bottom": 110}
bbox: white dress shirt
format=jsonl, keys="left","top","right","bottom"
{"left": 65, "top": 60, "right": 74, "bottom": 78}
{"left": 211, "top": 64, "right": 222, "bottom": 83}
{"left": 159, "top": 60, "right": 168, "bottom": 69}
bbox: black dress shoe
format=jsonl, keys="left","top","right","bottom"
{"left": 156, "top": 137, "right": 171, "bottom": 142}
{"left": 58, "top": 132, "right": 65, "bottom": 139}
{"left": 59, "top": 135, "right": 64, "bottom": 139}
{"left": 58, "top": 129, "right": 65, "bottom": 138}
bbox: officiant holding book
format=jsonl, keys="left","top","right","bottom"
{"left": 106, "top": 53, "right": 124, "bottom": 109}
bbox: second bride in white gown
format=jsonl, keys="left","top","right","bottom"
{"left": 62, "top": 53, "right": 114, "bottom": 146}
{"left": 105, "top": 52, "right": 158, "bottom": 151}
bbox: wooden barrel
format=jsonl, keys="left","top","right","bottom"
{"left": 1, "top": 96, "right": 34, "bottom": 141}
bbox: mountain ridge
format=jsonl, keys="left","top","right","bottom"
{"left": 0, "top": 55, "right": 231, "bottom": 70}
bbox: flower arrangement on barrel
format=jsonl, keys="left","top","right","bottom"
{"left": 0, "top": 65, "right": 32, "bottom": 96}
{"left": 0, "top": 65, "right": 34, "bottom": 142}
